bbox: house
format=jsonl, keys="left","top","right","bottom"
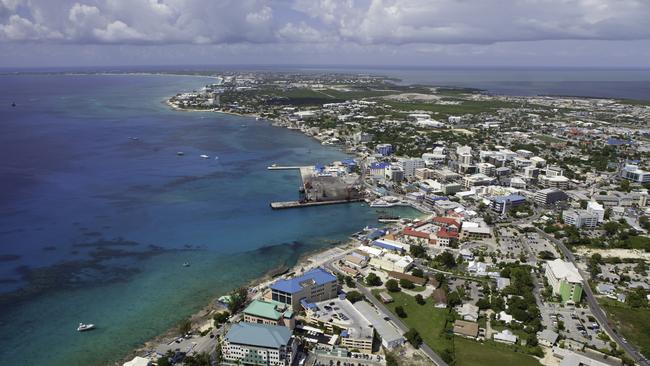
{"left": 431, "top": 288, "right": 448, "bottom": 308}
{"left": 222, "top": 323, "right": 296, "bottom": 366}
{"left": 493, "top": 329, "right": 518, "bottom": 344}
{"left": 243, "top": 300, "right": 295, "bottom": 329}
{"left": 379, "top": 292, "right": 393, "bottom": 304}
{"left": 453, "top": 320, "right": 479, "bottom": 339}
{"left": 495, "top": 277, "right": 511, "bottom": 291}
{"left": 386, "top": 271, "right": 427, "bottom": 285}
{"left": 537, "top": 329, "right": 559, "bottom": 347}
{"left": 595, "top": 283, "right": 616, "bottom": 296}
{"left": 497, "top": 310, "right": 514, "bottom": 324}
{"left": 457, "top": 303, "right": 479, "bottom": 322}
{"left": 467, "top": 261, "right": 488, "bottom": 275}
{"left": 269, "top": 267, "right": 338, "bottom": 311}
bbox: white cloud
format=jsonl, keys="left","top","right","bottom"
{"left": 0, "top": 0, "right": 649, "bottom": 46}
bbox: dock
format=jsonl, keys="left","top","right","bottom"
{"left": 270, "top": 199, "right": 363, "bottom": 210}
{"left": 266, "top": 165, "right": 309, "bottom": 170}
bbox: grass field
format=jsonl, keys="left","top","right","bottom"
{"left": 601, "top": 301, "right": 650, "bottom": 358}
{"left": 386, "top": 99, "right": 521, "bottom": 117}
{"left": 534, "top": 134, "right": 566, "bottom": 144}
{"left": 373, "top": 290, "right": 543, "bottom": 366}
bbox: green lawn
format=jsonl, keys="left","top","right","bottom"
{"left": 624, "top": 236, "right": 650, "bottom": 251}
{"left": 601, "top": 301, "right": 650, "bottom": 358}
{"left": 372, "top": 290, "right": 543, "bottom": 366}
{"left": 533, "top": 134, "right": 565, "bottom": 144}
{"left": 454, "top": 337, "right": 542, "bottom": 366}
{"left": 372, "top": 290, "right": 452, "bottom": 354}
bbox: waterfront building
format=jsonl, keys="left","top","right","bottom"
{"left": 562, "top": 209, "right": 598, "bottom": 229}
{"left": 269, "top": 267, "right": 338, "bottom": 311}
{"left": 222, "top": 322, "right": 296, "bottom": 366}
{"left": 243, "top": 300, "right": 295, "bottom": 330}
{"left": 545, "top": 259, "right": 583, "bottom": 304}
{"left": 371, "top": 238, "right": 409, "bottom": 252}
{"left": 369, "top": 252, "right": 413, "bottom": 273}
{"left": 534, "top": 188, "right": 568, "bottom": 206}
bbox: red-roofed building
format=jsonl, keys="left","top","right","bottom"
{"left": 433, "top": 228, "right": 459, "bottom": 247}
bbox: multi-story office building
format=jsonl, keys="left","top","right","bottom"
{"left": 490, "top": 194, "right": 526, "bottom": 214}
{"left": 534, "top": 188, "right": 568, "bottom": 206}
{"left": 586, "top": 201, "right": 605, "bottom": 223}
{"left": 620, "top": 164, "right": 650, "bottom": 183}
{"left": 269, "top": 267, "right": 338, "bottom": 311}
{"left": 562, "top": 209, "right": 598, "bottom": 229}
{"left": 477, "top": 162, "right": 496, "bottom": 176}
{"left": 243, "top": 300, "right": 295, "bottom": 330}
{"left": 545, "top": 259, "right": 583, "bottom": 304}
{"left": 222, "top": 322, "right": 296, "bottom": 366}
{"left": 375, "top": 143, "right": 393, "bottom": 156}
{"left": 400, "top": 158, "right": 425, "bottom": 179}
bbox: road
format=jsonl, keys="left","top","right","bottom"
{"left": 536, "top": 227, "right": 649, "bottom": 366}
{"left": 323, "top": 257, "right": 448, "bottom": 366}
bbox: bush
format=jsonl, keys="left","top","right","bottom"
{"left": 213, "top": 311, "right": 230, "bottom": 326}
{"left": 386, "top": 279, "right": 400, "bottom": 292}
{"left": 415, "top": 294, "right": 425, "bottom": 305}
{"left": 411, "top": 268, "right": 424, "bottom": 278}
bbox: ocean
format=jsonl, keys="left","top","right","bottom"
{"left": 0, "top": 74, "right": 418, "bottom": 365}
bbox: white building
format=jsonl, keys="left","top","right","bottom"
{"left": 400, "top": 158, "right": 426, "bottom": 179}
{"left": 477, "top": 162, "right": 496, "bottom": 176}
{"left": 621, "top": 164, "right": 650, "bottom": 183}
{"left": 562, "top": 209, "right": 598, "bottom": 228}
{"left": 222, "top": 323, "right": 296, "bottom": 366}
{"left": 586, "top": 201, "right": 605, "bottom": 223}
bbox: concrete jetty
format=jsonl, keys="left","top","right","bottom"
{"left": 270, "top": 199, "right": 363, "bottom": 210}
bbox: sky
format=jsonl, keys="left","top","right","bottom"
{"left": 1, "top": 0, "right": 650, "bottom": 68}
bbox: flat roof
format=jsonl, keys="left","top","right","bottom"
{"left": 243, "top": 299, "right": 290, "bottom": 321}
{"left": 547, "top": 259, "right": 582, "bottom": 283}
{"left": 270, "top": 267, "right": 336, "bottom": 294}
{"left": 354, "top": 301, "right": 404, "bottom": 344}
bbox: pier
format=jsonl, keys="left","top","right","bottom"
{"left": 266, "top": 165, "right": 309, "bottom": 170}
{"left": 270, "top": 199, "right": 363, "bottom": 210}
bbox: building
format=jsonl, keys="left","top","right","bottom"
{"left": 431, "top": 288, "right": 448, "bottom": 308}
{"left": 243, "top": 300, "right": 295, "bottom": 330}
{"left": 448, "top": 116, "right": 462, "bottom": 124}
{"left": 415, "top": 168, "right": 435, "bottom": 180}
{"left": 269, "top": 268, "right": 338, "bottom": 311}
{"left": 354, "top": 301, "right": 405, "bottom": 349}
{"left": 375, "top": 144, "right": 393, "bottom": 156}
{"left": 442, "top": 183, "right": 463, "bottom": 195}
{"left": 534, "top": 188, "right": 568, "bottom": 206}
{"left": 477, "top": 162, "right": 496, "bottom": 176}
{"left": 369, "top": 252, "right": 414, "bottom": 273}
{"left": 562, "top": 209, "right": 598, "bottom": 229}
{"left": 463, "top": 173, "right": 494, "bottom": 189}
{"left": 586, "top": 201, "right": 605, "bottom": 222}
{"left": 490, "top": 194, "right": 526, "bottom": 214}
{"left": 222, "top": 322, "right": 296, "bottom": 366}
{"left": 453, "top": 320, "right": 479, "bottom": 339}
{"left": 493, "top": 329, "right": 518, "bottom": 344}
{"left": 371, "top": 239, "right": 408, "bottom": 253}
{"left": 537, "top": 329, "right": 559, "bottom": 347}
{"left": 305, "top": 298, "right": 374, "bottom": 353}
{"left": 545, "top": 259, "right": 583, "bottom": 304}
{"left": 385, "top": 165, "right": 405, "bottom": 182}
{"left": 460, "top": 226, "right": 492, "bottom": 240}
{"left": 620, "top": 164, "right": 650, "bottom": 183}
{"left": 369, "top": 162, "right": 390, "bottom": 179}
{"left": 400, "top": 158, "right": 425, "bottom": 179}
{"left": 457, "top": 303, "right": 479, "bottom": 322}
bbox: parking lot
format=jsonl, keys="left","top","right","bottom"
{"left": 538, "top": 302, "right": 609, "bottom": 349}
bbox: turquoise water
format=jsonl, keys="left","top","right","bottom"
{"left": 0, "top": 74, "right": 419, "bottom": 365}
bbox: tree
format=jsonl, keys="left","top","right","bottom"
{"left": 435, "top": 251, "right": 456, "bottom": 269}
{"left": 411, "top": 268, "right": 424, "bottom": 278}
{"left": 213, "top": 311, "right": 230, "bottom": 326}
{"left": 184, "top": 352, "right": 211, "bottom": 366}
{"left": 415, "top": 294, "right": 425, "bottom": 305}
{"left": 227, "top": 287, "right": 248, "bottom": 313}
{"left": 157, "top": 352, "right": 173, "bottom": 366}
{"left": 344, "top": 275, "right": 356, "bottom": 288}
{"left": 603, "top": 221, "right": 620, "bottom": 236}
{"left": 410, "top": 244, "right": 428, "bottom": 259}
{"left": 399, "top": 278, "right": 415, "bottom": 289}
{"left": 476, "top": 298, "right": 490, "bottom": 310}
{"left": 179, "top": 318, "right": 192, "bottom": 335}
{"left": 447, "top": 291, "right": 462, "bottom": 307}
{"left": 404, "top": 329, "right": 422, "bottom": 347}
{"left": 346, "top": 291, "right": 364, "bottom": 304}
{"left": 365, "top": 272, "right": 382, "bottom": 287}
{"left": 395, "top": 305, "right": 407, "bottom": 318}
{"left": 385, "top": 279, "right": 400, "bottom": 292}
{"left": 626, "top": 288, "right": 649, "bottom": 308}
{"left": 619, "top": 179, "right": 631, "bottom": 193}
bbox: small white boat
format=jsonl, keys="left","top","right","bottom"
{"left": 183, "top": 262, "right": 190, "bottom": 267}
{"left": 177, "top": 152, "right": 184, "bottom": 156}
{"left": 128, "top": 137, "right": 139, "bottom": 141}
{"left": 200, "top": 154, "right": 209, "bottom": 159}
{"left": 77, "top": 323, "right": 95, "bottom": 332}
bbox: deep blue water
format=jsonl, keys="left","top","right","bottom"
{"left": 0, "top": 74, "right": 416, "bottom": 365}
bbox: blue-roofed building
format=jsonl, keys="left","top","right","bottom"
{"left": 490, "top": 194, "right": 526, "bottom": 214}
{"left": 366, "top": 229, "right": 385, "bottom": 241}
{"left": 340, "top": 159, "right": 357, "bottom": 172}
{"left": 371, "top": 239, "right": 408, "bottom": 253}
{"left": 606, "top": 138, "right": 633, "bottom": 146}
{"left": 222, "top": 322, "right": 297, "bottom": 366}
{"left": 269, "top": 267, "right": 338, "bottom": 311}
{"left": 369, "top": 162, "right": 390, "bottom": 178}
{"left": 375, "top": 143, "right": 393, "bottom": 156}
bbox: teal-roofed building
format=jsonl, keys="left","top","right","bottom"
{"left": 243, "top": 299, "right": 295, "bottom": 330}
{"left": 222, "top": 322, "right": 296, "bottom": 366}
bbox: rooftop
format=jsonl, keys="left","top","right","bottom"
{"left": 270, "top": 267, "right": 337, "bottom": 294}
{"left": 243, "top": 299, "right": 292, "bottom": 321}
{"left": 224, "top": 322, "right": 292, "bottom": 349}
{"left": 547, "top": 259, "right": 582, "bottom": 283}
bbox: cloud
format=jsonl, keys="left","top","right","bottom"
{"left": 0, "top": 0, "right": 649, "bottom": 46}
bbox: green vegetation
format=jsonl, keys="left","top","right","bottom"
{"left": 346, "top": 290, "right": 364, "bottom": 304}
{"left": 454, "top": 337, "right": 542, "bottom": 366}
{"left": 227, "top": 287, "right": 248, "bottom": 313}
{"left": 386, "top": 279, "right": 400, "bottom": 292}
{"left": 385, "top": 99, "right": 521, "bottom": 118}
{"left": 533, "top": 134, "right": 565, "bottom": 144}
{"left": 365, "top": 272, "right": 383, "bottom": 286}
{"left": 601, "top": 300, "right": 650, "bottom": 358}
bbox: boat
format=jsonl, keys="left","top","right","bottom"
{"left": 200, "top": 154, "right": 209, "bottom": 159}
{"left": 128, "top": 137, "right": 139, "bottom": 141}
{"left": 177, "top": 152, "right": 184, "bottom": 156}
{"left": 11, "top": 102, "right": 16, "bottom": 107}
{"left": 183, "top": 262, "right": 190, "bottom": 267}
{"left": 378, "top": 215, "right": 401, "bottom": 223}
{"left": 369, "top": 200, "right": 394, "bottom": 208}
{"left": 77, "top": 323, "right": 95, "bottom": 332}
